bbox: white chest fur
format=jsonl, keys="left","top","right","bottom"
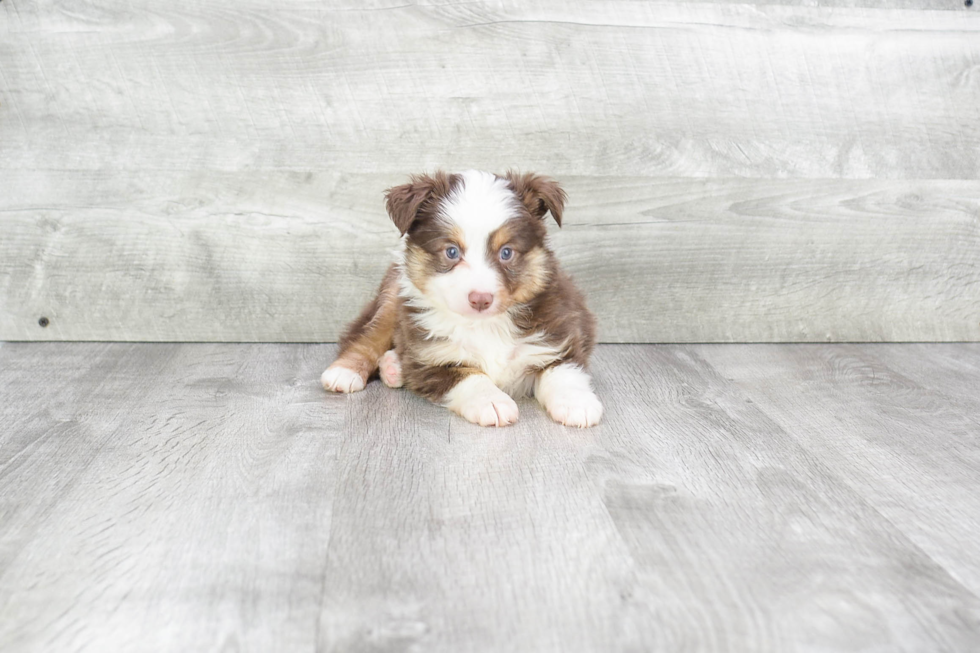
{"left": 398, "top": 272, "right": 563, "bottom": 396}
{"left": 446, "top": 319, "right": 561, "bottom": 396}
{"left": 410, "top": 305, "right": 561, "bottom": 396}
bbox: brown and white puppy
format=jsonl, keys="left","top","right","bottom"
{"left": 321, "top": 170, "right": 601, "bottom": 427}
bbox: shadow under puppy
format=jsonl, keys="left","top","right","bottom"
{"left": 322, "top": 170, "right": 602, "bottom": 427}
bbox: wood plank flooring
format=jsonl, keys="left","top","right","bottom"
{"left": 1, "top": 343, "right": 979, "bottom": 651}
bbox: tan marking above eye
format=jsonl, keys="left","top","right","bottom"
{"left": 449, "top": 226, "right": 467, "bottom": 253}
{"left": 488, "top": 224, "right": 514, "bottom": 253}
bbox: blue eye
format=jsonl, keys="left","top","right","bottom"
{"left": 446, "top": 245, "right": 460, "bottom": 260}
{"left": 499, "top": 246, "right": 514, "bottom": 261}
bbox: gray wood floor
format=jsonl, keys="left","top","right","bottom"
{"left": 1, "top": 342, "right": 979, "bottom": 652}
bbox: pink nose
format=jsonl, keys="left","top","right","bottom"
{"left": 468, "top": 291, "right": 494, "bottom": 312}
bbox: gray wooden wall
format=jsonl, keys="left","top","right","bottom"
{"left": 2, "top": 0, "right": 978, "bottom": 343}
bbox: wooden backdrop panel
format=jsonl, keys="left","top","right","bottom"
{"left": 2, "top": 171, "right": 977, "bottom": 342}
{"left": 2, "top": 1, "right": 977, "bottom": 178}
{"left": 1, "top": 0, "right": 978, "bottom": 341}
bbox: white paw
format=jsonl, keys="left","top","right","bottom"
{"left": 445, "top": 375, "right": 519, "bottom": 427}
{"left": 378, "top": 350, "right": 403, "bottom": 388}
{"left": 458, "top": 390, "right": 520, "bottom": 427}
{"left": 546, "top": 390, "right": 603, "bottom": 427}
{"left": 321, "top": 365, "right": 365, "bottom": 393}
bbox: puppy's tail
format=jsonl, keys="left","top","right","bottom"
{"left": 323, "top": 264, "right": 399, "bottom": 391}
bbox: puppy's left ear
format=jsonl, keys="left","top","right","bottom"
{"left": 504, "top": 172, "right": 566, "bottom": 227}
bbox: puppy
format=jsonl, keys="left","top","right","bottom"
{"left": 321, "top": 170, "right": 602, "bottom": 427}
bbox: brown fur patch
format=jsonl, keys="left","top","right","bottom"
{"left": 503, "top": 172, "right": 566, "bottom": 226}
{"left": 520, "top": 265, "right": 597, "bottom": 368}
{"left": 333, "top": 264, "right": 401, "bottom": 381}
{"left": 486, "top": 213, "right": 550, "bottom": 312}
{"left": 403, "top": 360, "right": 479, "bottom": 402}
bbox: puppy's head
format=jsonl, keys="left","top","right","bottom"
{"left": 388, "top": 170, "right": 564, "bottom": 318}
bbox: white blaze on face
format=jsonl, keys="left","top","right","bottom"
{"left": 429, "top": 170, "right": 518, "bottom": 317}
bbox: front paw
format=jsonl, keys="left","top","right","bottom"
{"left": 321, "top": 364, "right": 366, "bottom": 393}
{"left": 443, "top": 374, "right": 517, "bottom": 426}
{"left": 546, "top": 390, "right": 603, "bottom": 427}
{"left": 444, "top": 374, "right": 519, "bottom": 427}
{"left": 458, "top": 390, "right": 520, "bottom": 427}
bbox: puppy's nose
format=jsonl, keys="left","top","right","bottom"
{"left": 468, "top": 291, "right": 494, "bottom": 312}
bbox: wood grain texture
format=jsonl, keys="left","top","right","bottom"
{"left": 2, "top": 171, "right": 977, "bottom": 342}
{"left": 695, "top": 0, "right": 967, "bottom": 7}
{"left": 0, "top": 343, "right": 343, "bottom": 652}
{"left": 1, "top": 0, "right": 978, "bottom": 342}
{"left": 2, "top": 342, "right": 980, "bottom": 651}
{"left": 1, "top": 1, "right": 977, "bottom": 178}
{"left": 590, "top": 344, "right": 980, "bottom": 651}
{"left": 697, "top": 343, "right": 980, "bottom": 595}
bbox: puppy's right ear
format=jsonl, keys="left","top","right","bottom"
{"left": 385, "top": 172, "right": 455, "bottom": 236}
